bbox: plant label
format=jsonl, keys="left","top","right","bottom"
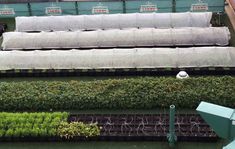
{"left": 0, "top": 8, "right": 15, "bottom": 16}
{"left": 45, "top": 7, "right": 62, "bottom": 15}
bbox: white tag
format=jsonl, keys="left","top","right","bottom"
{"left": 92, "top": 7, "right": 109, "bottom": 14}
{"left": 140, "top": 4, "right": 158, "bottom": 12}
{"left": 92, "top": 3, "right": 109, "bottom": 14}
{"left": 232, "top": 121, "right": 235, "bottom": 125}
{"left": 45, "top": 7, "right": 62, "bottom": 15}
{"left": 0, "top": 8, "right": 15, "bottom": 16}
{"left": 191, "top": 3, "right": 208, "bottom": 12}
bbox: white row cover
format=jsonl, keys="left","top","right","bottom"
{"left": 2, "top": 27, "right": 230, "bottom": 50}
{"left": 15, "top": 12, "right": 213, "bottom": 32}
{"left": 0, "top": 47, "right": 234, "bottom": 70}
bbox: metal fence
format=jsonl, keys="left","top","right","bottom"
{"left": 0, "top": 0, "right": 225, "bottom": 18}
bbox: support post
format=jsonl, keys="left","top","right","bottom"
{"left": 167, "top": 105, "right": 177, "bottom": 147}
{"left": 75, "top": 1, "right": 79, "bottom": 15}
{"left": 122, "top": 0, "right": 126, "bottom": 13}
{"left": 172, "top": 0, "right": 176, "bottom": 12}
{"left": 27, "top": 3, "right": 32, "bottom": 16}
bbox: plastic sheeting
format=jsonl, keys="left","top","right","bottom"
{"left": 0, "top": 47, "right": 234, "bottom": 70}
{"left": 15, "top": 12, "right": 213, "bottom": 32}
{"left": 1, "top": 27, "right": 230, "bottom": 50}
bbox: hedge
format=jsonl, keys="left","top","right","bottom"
{"left": 0, "top": 76, "right": 234, "bottom": 111}
{"left": 0, "top": 112, "right": 100, "bottom": 138}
